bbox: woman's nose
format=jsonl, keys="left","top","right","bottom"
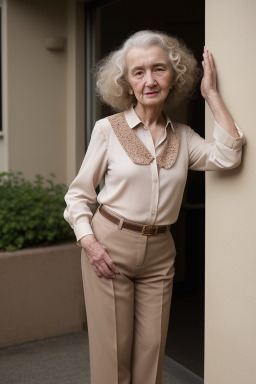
{"left": 145, "top": 72, "right": 156, "bottom": 87}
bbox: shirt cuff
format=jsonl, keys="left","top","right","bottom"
{"left": 73, "top": 221, "right": 94, "bottom": 242}
{"left": 213, "top": 121, "right": 245, "bottom": 150}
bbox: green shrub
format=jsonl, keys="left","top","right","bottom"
{"left": 0, "top": 171, "right": 75, "bottom": 251}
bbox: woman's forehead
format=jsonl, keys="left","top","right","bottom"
{"left": 125, "top": 45, "right": 169, "bottom": 69}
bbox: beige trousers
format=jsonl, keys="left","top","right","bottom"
{"left": 81, "top": 207, "right": 176, "bottom": 384}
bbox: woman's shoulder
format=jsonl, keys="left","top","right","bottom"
{"left": 96, "top": 111, "right": 121, "bottom": 127}
{"left": 94, "top": 111, "right": 125, "bottom": 135}
{"left": 171, "top": 121, "right": 193, "bottom": 134}
{"left": 170, "top": 121, "right": 200, "bottom": 145}
{"left": 93, "top": 113, "right": 116, "bottom": 135}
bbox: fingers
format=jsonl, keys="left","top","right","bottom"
{"left": 208, "top": 51, "right": 215, "bottom": 72}
{"left": 203, "top": 47, "right": 211, "bottom": 74}
{"left": 203, "top": 47, "right": 216, "bottom": 73}
{"left": 102, "top": 252, "right": 120, "bottom": 275}
{"left": 85, "top": 241, "right": 119, "bottom": 279}
{"left": 97, "top": 260, "right": 115, "bottom": 279}
{"left": 201, "top": 46, "right": 217, "bottom": 97}
{"left": 91, "top": 264, "right": 103, "bottom": 278}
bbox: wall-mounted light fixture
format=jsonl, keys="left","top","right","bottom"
{"left": 44, "top": 37, "right": 67, "bottom": 51}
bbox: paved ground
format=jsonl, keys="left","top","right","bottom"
{"left": 0, "top": 331, "right": 180, "bottom": 384}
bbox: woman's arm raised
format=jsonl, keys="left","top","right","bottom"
{"left": 201, "top": 47, "right": 240, "bottom": 139}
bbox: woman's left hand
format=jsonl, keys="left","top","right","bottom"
{"left": 200, "top": 47, "right": 240, "bottom": 138}
{"left": 200, "top": 47, "right": 217, "bottom": 100}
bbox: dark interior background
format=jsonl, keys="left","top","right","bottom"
{"left": 86, "top": 0, "right": 205, "bottom": 377}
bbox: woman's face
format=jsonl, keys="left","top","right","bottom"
{"left": 126, "top": 45, "right": 173, "bottom": 109}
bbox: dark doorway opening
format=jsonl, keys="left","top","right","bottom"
{"left": 85, "top": 0, "right": 205, "bottom": 379}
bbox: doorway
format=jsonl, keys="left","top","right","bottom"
{"left": 85, "top": 0, "right": 205, "bottom": 379}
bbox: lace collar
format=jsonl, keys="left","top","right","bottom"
{"left": 108, "top": 112, "right": 180, "bottom": 169}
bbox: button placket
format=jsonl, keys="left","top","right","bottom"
{"left": 151, "top": 151, "right": 159, "bottom": 223}
{"left": 150, "top": 161, "right": 158, "bottom": 222}
{"left": 144, "top": 127, "right": 159, "bottom": 225}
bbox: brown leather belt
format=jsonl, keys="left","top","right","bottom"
{"left": 99, "top": 205, "right": 168, "bottom": 236}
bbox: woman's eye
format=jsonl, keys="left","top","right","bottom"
{"left": 155, "top": 67, "right": 164, "bottom": 72}
{"left": 135, "top": 71, "right": 143, "bottom": 76}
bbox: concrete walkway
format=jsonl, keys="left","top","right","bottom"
{"left": 0, "top": 331, "right": 181, "bottom": 384}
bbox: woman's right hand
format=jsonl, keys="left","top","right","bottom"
{"left": 80, "top": 235, "right": 119, "bottom": 279}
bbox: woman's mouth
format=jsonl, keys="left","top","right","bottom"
{"left": 144, "top": 91, "right": 159, "bottom": 97}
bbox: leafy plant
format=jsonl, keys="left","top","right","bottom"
{"left": 0, "top": 171, "right": 75, "bottom": 251}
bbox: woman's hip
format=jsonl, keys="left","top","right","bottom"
{"left": 89, "top": 206, "right": 176, "bottom": 279}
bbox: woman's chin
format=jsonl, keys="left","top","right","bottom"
{"left": 138, "top": 99, "right": 165, "bottom": 108}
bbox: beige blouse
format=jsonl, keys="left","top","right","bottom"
{"left": 64, "top": 106, "right": 245, "bottom": 241}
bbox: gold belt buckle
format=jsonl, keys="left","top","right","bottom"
{"left": 142, "top": 225, "right": 158, "bottom": 236}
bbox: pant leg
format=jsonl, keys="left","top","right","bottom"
{"left": 81, "top": 210, "right": 140, "bottom": 384}
{"left": 81, "top": 251, "right": 135, "bottom": 384}
{"left": 131, "top": 231, "right": 176, "bottom": 384}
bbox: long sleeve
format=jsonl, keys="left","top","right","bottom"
{"left": 188, "top": 121, "right": 245, "bottom": 171}
{"left": 64, "top": 122, "right": 108, "bottom": 241}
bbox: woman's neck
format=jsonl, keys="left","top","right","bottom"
{"left": 134, "top": 104, "right": 165, "bottom": 129}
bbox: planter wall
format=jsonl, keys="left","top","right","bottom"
{"left": 0, "top": 243, "right": 86, "bottom": 348}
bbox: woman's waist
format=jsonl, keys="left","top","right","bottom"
{"left": 97, "top": 204, "right": 173, "bottom": 236}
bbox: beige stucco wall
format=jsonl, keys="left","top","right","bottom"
{"left": 66, "top": 0, "right": 85, "bottom": 185}
{"left": 5, "top": 0, "right": 67, "bottom": 182}
{"left": 0, "top": 0, "right": 8, "bottom": 170}
{"left": 0, "top": 0, "right": 85, "bottom": 184}
{"left": 205, "top": 0, "right": 256, "bottom": 383}
{"left": 1, "top": 0, "right": 86, "bottom": 183}
{"left": 0, "top": 244, "right": 86, "bottom": 348}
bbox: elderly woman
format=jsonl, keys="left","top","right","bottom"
{"left": 64, "top": 30, "right": 245, "bottom": 384}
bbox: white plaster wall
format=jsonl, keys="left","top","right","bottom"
{"left": 205, "top": 0, "right": 256, "bottom": 383}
